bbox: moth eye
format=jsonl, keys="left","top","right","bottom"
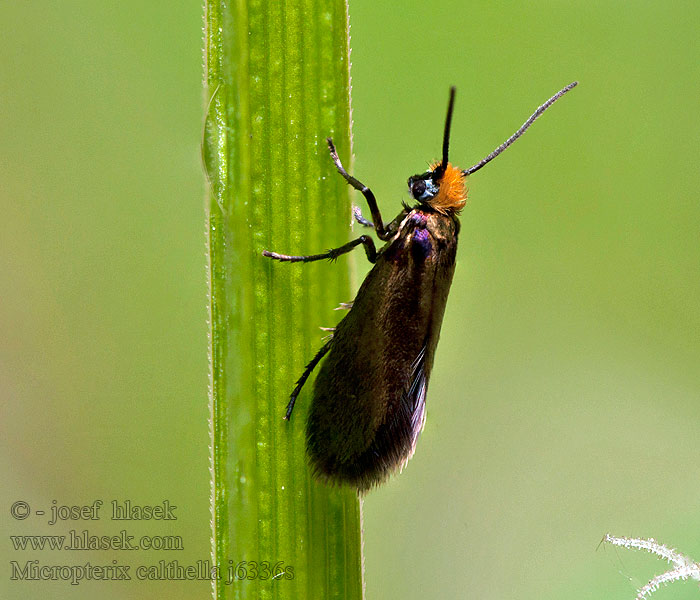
{"left": 411, "top": 179, "right": 426, "bottom": 199}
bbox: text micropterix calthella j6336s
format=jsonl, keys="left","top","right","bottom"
{"left": 263, "top": 81, "right": 578, "bottom": 492}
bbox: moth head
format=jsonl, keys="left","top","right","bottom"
{"left": 408, "top": 165, "right": 467, "bottom": 214}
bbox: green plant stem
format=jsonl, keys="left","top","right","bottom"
{"left": 204, "top": 1, "right": 363, "bottom": 598}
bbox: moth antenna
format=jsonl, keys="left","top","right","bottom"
{"left": 463, "top": 81, "right": 578, "bottom": 176}
{"left": 433, "top": 86, "right": 456, "bottom": 180}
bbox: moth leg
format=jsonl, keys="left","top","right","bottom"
{"left": 353, "top": 205, "right": 406, "bottom": 237}
{"left": 263, "top": 235, "right": 377, "bottom": 264}
{"left": 285, "top": 337, "right": 333, "bottom": 420}
{"left": 327, "top": 138, "right": 391, "bottom": 241}
{"left": 353, "top": 205, "right": 374, "bottom": 228}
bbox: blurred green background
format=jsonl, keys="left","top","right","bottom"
{"left": 2, "top": 1, "right": 699, "bottom": 599}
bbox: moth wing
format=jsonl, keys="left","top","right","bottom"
{"left": 406, "top": 345, "right": 428, "bottom": 435}
{"left": 306, "top": 211, "right": 458, "bottom": 490}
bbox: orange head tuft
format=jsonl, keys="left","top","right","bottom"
{"left": 428, "top": 162, "right": 467, "bottom": 214}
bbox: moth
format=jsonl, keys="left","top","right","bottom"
{"left": 264, "top": 82, "right": 577, "bottom": 492}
